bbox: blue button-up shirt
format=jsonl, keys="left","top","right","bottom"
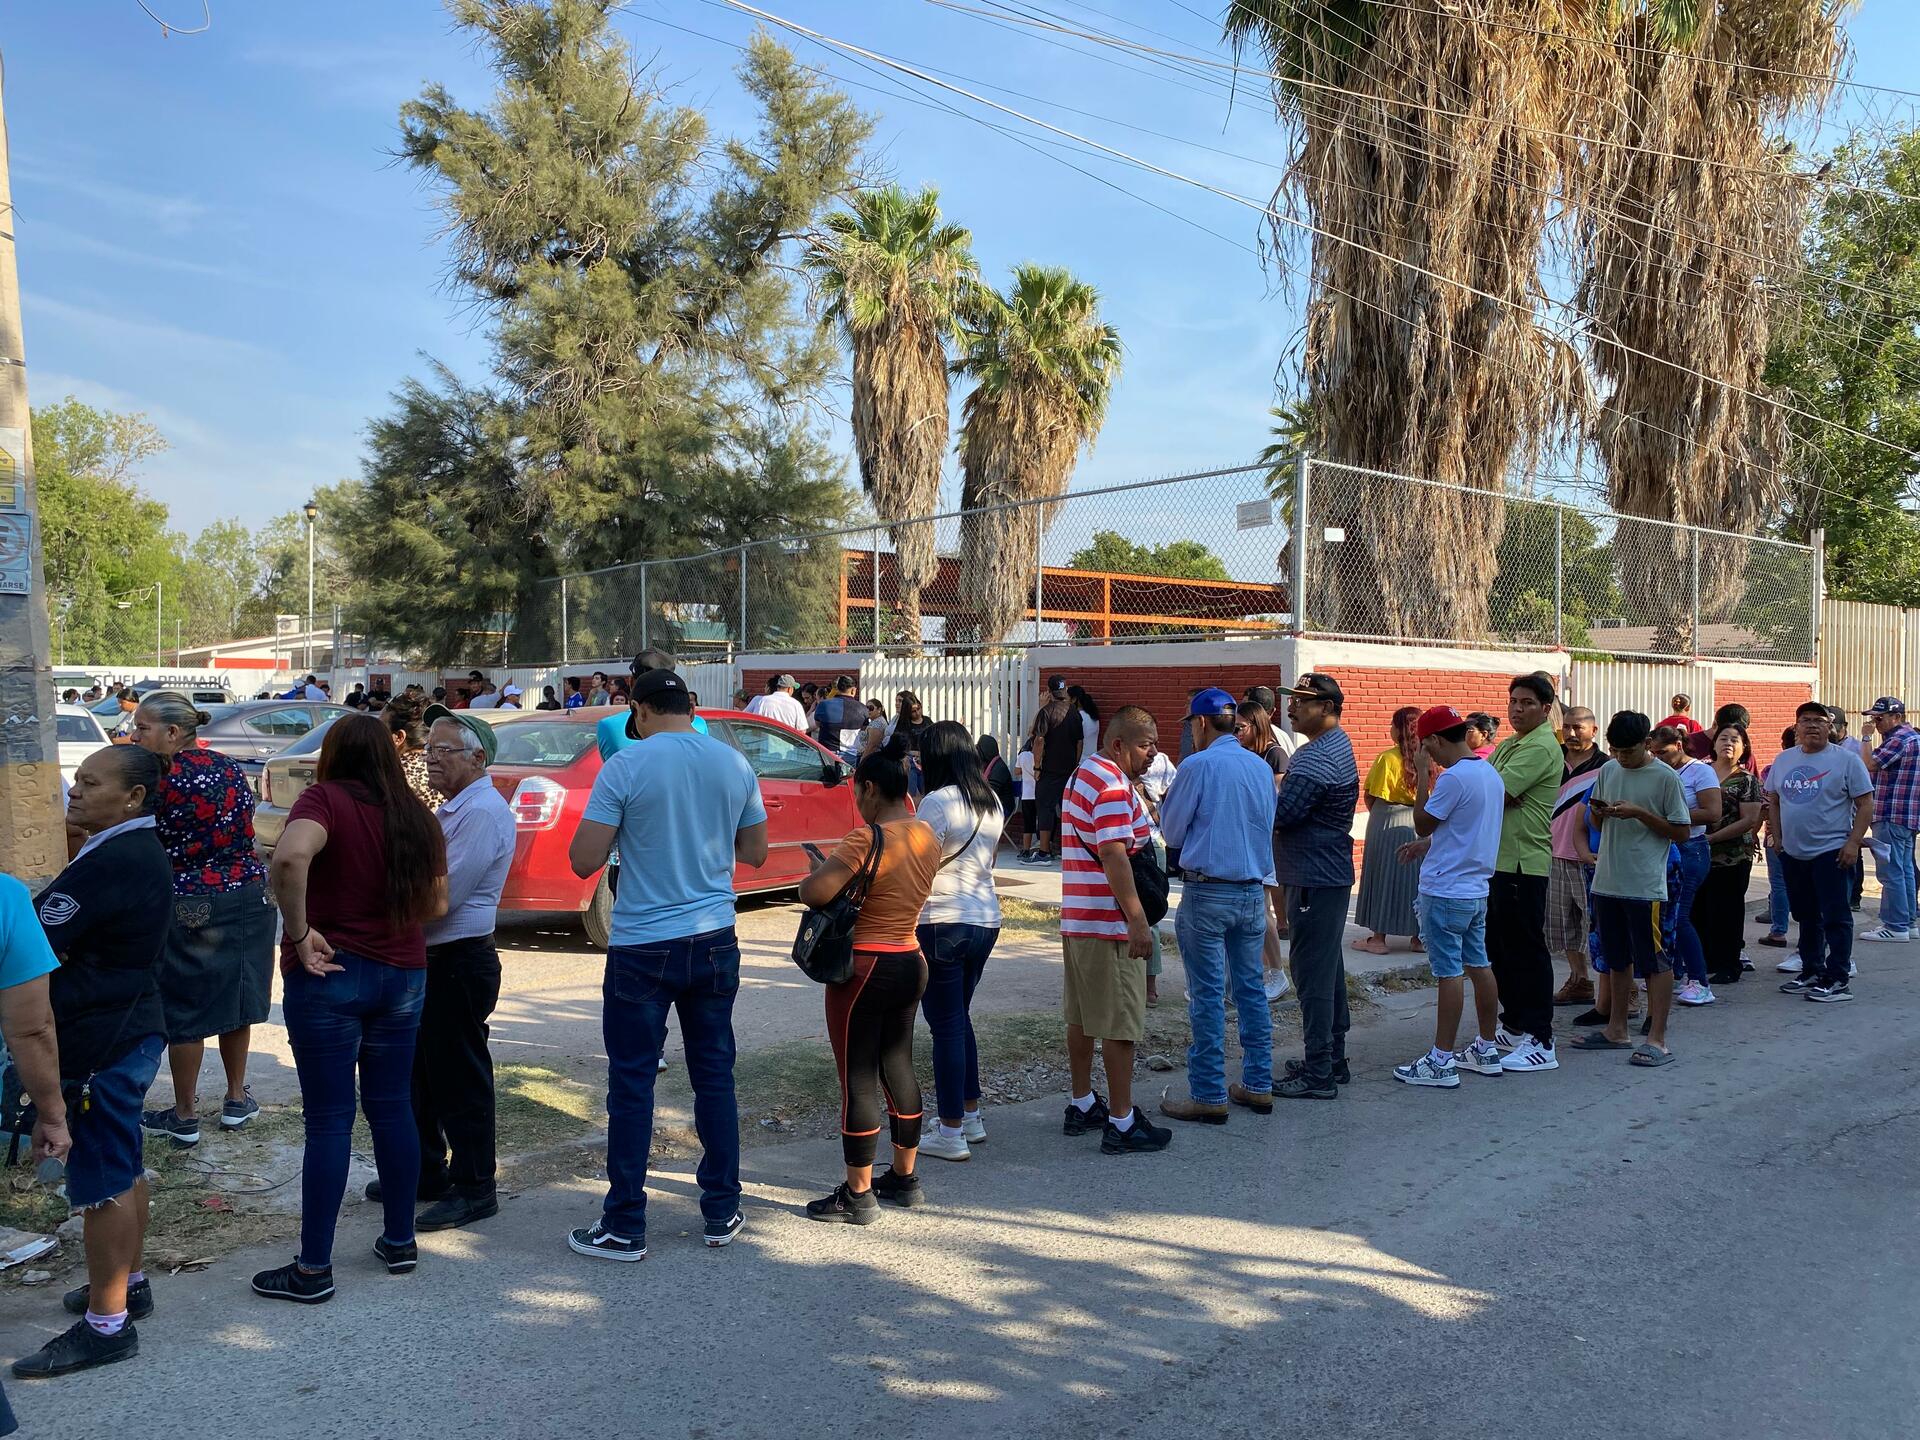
{"left": 1271, "top": 725, "right": 1360, "bottom": 890}
{"left": 1159, "top": 733, "right": 1278, "bottom": 884}
{"left": 423, "top": 773, "right": 517, "bottom": 946}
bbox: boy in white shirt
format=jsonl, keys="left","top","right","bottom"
{"left": 1395, "top": 705, "right": 1508, "bottom": 1088}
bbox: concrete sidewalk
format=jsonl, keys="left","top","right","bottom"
{"left": 7, "top": 943, "right": 1919, "bottom": 1439}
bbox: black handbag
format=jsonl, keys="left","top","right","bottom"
{"left": 792, "top": 822, "right": 884, "bottom": 985}
{"left": 1130, "top": 841, "right": 1170, "bottom": 927}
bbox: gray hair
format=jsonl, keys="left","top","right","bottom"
{"left": 430, "top": 716, "right": 486, "bottom": 757}
{"left": 136, "top": 690, "right": 210, "bottom": 737}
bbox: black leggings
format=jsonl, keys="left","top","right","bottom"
{"left": 825, "top": 950, "right": 928, "bottom": 1166}
{"left": 1696, "top": 860, "right": 1752, "bottom": 982}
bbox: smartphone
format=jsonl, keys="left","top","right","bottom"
{"left": 801, "top": 842, "right": 826, "bottom": 865}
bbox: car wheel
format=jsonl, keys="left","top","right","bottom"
{"left": 583, "top": 873, "right": 613, "bottom": 950}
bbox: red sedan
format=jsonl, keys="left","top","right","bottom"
{"left": 256, "top": 707, "right": 860, "bottom": 946}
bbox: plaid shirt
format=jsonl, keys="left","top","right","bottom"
{"left": 1873, "top": 723, "right": 1920, "bottom": 829}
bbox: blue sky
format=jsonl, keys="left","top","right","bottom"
{"left": 7, "top": 0, "right": 1916, "bottom": 540}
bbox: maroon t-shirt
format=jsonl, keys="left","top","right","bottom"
{"left": 285, "top": 780, "right": 434, "bottom": 969}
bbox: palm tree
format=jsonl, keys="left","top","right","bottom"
{"left": 1578, "top": 2, "right": 1845, "bottom": 651}
{"left": 807, "top": 186, "right": 976, "bottom": 650}
{"left": 954, "top": 265, "right": 1122, "bottom": 647}
{"left": 1225, "top": 1, "right": 1604, "bottom": 640}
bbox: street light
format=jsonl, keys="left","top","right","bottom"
{"left": 303, "top": 499, "right": 319, "bottom": 674}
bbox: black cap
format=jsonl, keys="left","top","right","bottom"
{"left": 1047, "top": 674, "right": 1067, "bottom": 693}
{"left": 631, "top": 668, "right": 689, "bottom": 705}
{"left": 1286, "top": 673, "right": 1344, "bottom": 705}
{"left": 1244, "top": 685, "right": 1277, "bottom": 712}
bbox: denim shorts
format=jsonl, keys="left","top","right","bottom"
{"left": 67, "top": 1032, "right": 165, "bottom": 1209}
{"left": 1415, "top": 893, "right": 1489, "bottom": 980}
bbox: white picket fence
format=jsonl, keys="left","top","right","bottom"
{"left": 860, "top": 653, "right": 1030, "bottom": 752}
{"left": 1562, "top": 659, "right": 1716, "bottom": 728}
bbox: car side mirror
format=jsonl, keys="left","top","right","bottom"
{"left": 823, "top": 759, "right": 848, "bottom": 788}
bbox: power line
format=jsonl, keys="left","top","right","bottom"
{"left": 134, "top": 1, "right": 211, "bottom": 37}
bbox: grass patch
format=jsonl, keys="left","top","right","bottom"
{"left": 997, "top": 898, "right": 1059, "bottom": 936}
{"left": 496, "top": 1063, "right": 602, "bottom": 1152}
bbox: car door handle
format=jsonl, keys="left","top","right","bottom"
{"left": 765, "top": 798, "right": 785, "bottom": 809}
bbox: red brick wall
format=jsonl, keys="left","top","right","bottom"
{"left": 1715, "top": 678, "right": 1815, "bottom": 770}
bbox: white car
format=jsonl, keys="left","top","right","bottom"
{"left": 56, "top": 703, "right": 110, "bottom": 784}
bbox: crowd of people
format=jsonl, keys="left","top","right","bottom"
{"left": 2, "top": 646, "right": 1908, "bottom": 1417}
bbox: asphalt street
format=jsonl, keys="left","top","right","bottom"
{"left": 5, "top": 933, "right": 1915, "bottom": 1440}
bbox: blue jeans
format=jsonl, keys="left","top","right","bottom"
{"left": 1175, "top": 880, "right": 1271, "bottom": 1103}
{"left": 281, "top": 951, "right": 426, "bottom": 1268}
{"left": 916, "top": 922, "right": 998, "bottom": 1124}
{"left": 1781, "top": 849, "right": 1853, "bottom": 984}
{"left": 1414, "top": 893, "right": 1488, "bottom": 979}
{"left": 1764, "top": 845, "right": 1791, "bottom": 935}
{"left": 602, "top": 926, "right": 741, "bottom": 1239}
{"left": 1661, "top": 838, "right": 1711, "bottom": 984}
{"left": 1873, "top": 820, "right": 1916, "bottom": 931}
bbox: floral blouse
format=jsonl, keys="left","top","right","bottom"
{"left": 156, "top": 749, "right": 267, "bottom": 895}
{"left": 1709, "top": 766, "right": 1763, "bottom": 867}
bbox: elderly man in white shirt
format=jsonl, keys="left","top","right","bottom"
{"left": 744, "top": 673, "right": 809, "bottom": 732}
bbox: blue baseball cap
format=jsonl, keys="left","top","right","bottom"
{"left": 1187, "top": 686, "right": 1237, "bottom": 719}
{"left": 1865, "top": 696, "right": 1906, "bottom": 716}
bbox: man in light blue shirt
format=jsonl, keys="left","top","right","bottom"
{"left": 567, "top": 668, "right": 768, "bottom": 1260}
{"left": 409, "top": 707, "right": 517, "bottom": 1231}
{"left": 1157, "top": 686, "right": 1278, "bottom": 1124}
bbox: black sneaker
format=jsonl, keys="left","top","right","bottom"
{"left": 1571, "top": 1007, "right": 1606, "bottom": 1027}
{"left": 1062, "top": 1094, "right": 1110, "bottom": 1135}
{"left": 1276, "top": 1074, "right": 1339, "bottom": 1100}
{"left": 10, "top": 1318, "right": 138, "bottom": 1378}
{"left": 805, "top": 1182, "right": 880, "bottom": 1225}
{"left": 870, "top": 1169, "right": 925, "bottom": 1208}
{"left": 416, "top": 1190, "right": 499, "bottom": 1232}
{"left": 373, "top": 1236, "right": 417, "bottom": 1274}
{"left": 63, "top": 1276, "right": 153, "bottom": 1320}
{"left": 140, "top": 1107, "right": 199, "bottom": 1147}
{"left": 251, "top": 1261, "right": 336, "bottom": 1305}
{"left": 1806, "top": 981, "right": 1856, "bottom": 1004}
{"left": 365, "top": 1175, "right": 452, "bottom": 1204}
{"left": 567, "top": 1220, "right": 647, "bottom": 1261}
{"left": 1779, "top": 976, "right": 1816, "bottom": 994}
{"left": 1101, "top": 1107, "right": 1172, "bottom": 1154}
{"left": 220, "top": 1089, "right": 261, "bottom": 1130}
{"left": 1284, "top": 1057, "right": 1350, "bottom": 1086}
{"left": 704, "top": 1212, "right": 745, "bottom": 1247}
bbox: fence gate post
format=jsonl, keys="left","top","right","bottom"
{"left": 1689, "top": 530, "right": 1702, "bottom": 657}
{"left": 871, "top": 528, "right": 881, "bottom": 651}
{"left": 1811, "top": 528, "right": 1825, "bottom": 669}
{"left": 560, "top": 577, "right": 570, "bottom": 665}
{"left": 1553, "top": 506, "right": 1564, "bottom": 649}
{"left": 738, "top": 546, "right": 749, "bottom": 648}
{"left": 1033, "top": 509, "right": 1044, "bottom": 644}
{"left": 1289, "top": 450, "right": 1310, "bottom": 634}
{"left": 640, "top": 563, "right": 649, "bottom": 653}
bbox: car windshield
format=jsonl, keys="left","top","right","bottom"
{"left": 279, "top": 714, "right": 342, "bottom": 758}
{"left": 56, "top": 713, "right": 101, "bottom": 743}
{"left": 494, "top": 721, "right": 596, "bottom": 768}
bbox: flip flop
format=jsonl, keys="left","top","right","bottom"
{"left": 1570, "top": 1032, "right": 1631, "bottom": 1051}
{"left": 1629, "top": 1043, "right": 1675, "bottom": 1067}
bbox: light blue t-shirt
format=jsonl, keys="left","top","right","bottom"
{"left": 1765, "top": 744, "right": 1873, "bottom": 860}
{"left": 1418, "top": 757, "right": 1506, "bottom": 900}
{"left": 596, "top": 709, "right": 705, "bottom": 763}
{"left": 582, "top": 730, "right": 765, "bottom": 945}
{"left": 0, "top": 874, "right": 58, "bottom": 990}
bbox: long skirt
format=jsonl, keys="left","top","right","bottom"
{"left": 1353, "top": 801, "right": 1420, "bottom": 938}
{"left": 155, "top": 881, "right": 277, "bottom": 1042}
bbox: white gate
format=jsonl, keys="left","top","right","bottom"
{"left": 1563, "top": 659, "right": 1715, "bottom": 728}
{"left": 861, "top": 654, "right": 1027, "bottom": 750}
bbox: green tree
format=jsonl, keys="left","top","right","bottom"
{"left": 807, "top": 185, "right": 976, "bottom": 649}
{"left": 1767, "top": 129, "right": 1920, "bottom": 605}
{"left": 1063, "top": 531, "right": 1228, "bottom": 639}
{"left": 1486, "top": 504, "right": 1619, "bottom": 648}
{"left": 347, "top": 2, "right": 870, "bottom": 662}
{"left": 180, "top": 519, "right": 260, "bottom": 646}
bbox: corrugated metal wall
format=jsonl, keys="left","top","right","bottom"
{"left": 1818, "top": 600, "right": 1907, "bottom": 714}
{"left": 1563, "top": 659, "right": 1716, "bottom": 727}
{"left": 861, "top": 653, "right": 1029, "bottom": 751}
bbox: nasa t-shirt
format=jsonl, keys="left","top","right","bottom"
{"left": 1764, "top": 744, "right": 1873, "bottom": 860}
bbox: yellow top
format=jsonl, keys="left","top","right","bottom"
{"left": 1366, "top": 747, "right": 1417, "bottom": 806}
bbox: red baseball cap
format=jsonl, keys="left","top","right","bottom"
{"left": 1415, "top": 704, "right": 1467, "bottom": 740}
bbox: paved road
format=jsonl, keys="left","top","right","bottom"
{"left": 7, "top": 939, "right": 1916, "bottom": 1439}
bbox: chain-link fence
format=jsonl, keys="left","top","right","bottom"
{"left": 51, "top": 585, "right": 163, "bottom": 668}
{"left": 509, "top": 457, "right": 1817, "bottom": 665}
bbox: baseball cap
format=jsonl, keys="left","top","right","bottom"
{"left": 1244, "top": 685, "right": 1277, "bottom": 712}
{"left": 1285, "top": 673, "right": 1344, "bottom": 705}
{"left": 1187, "top": 686, "right": 1236, "bottom": 719}
{"left": 502, "top": 684, "right": 522, "bottom": 698}
{"left": 1866, "top": 696, "right": 1906, "bottom": 715}
{"left": 1047, "top": 674, "right": 1067, "bottom": 693}
{"left": 774, "top": 673, "right": 798, "bottom": 689}
{"left": 631, "top": 669, "right": 690, "bottom": 706}
{"left": 1415, "top": 704, "right": 1467, "bottom": 741}
{"left": 422, "top": 704, "right": 498, "bottom": 764}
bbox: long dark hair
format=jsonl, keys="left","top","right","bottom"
{"left": 316, "top": 713, "right": 446, "bottom": 927}
{"left": 1236, "top": 700, "right": 1276, "bottom": 755}
{"left": 385, "top": 697, "right": 427, "bottom": 750}
{"left": 922, "top": 720, "right": 998, "bottom": 816}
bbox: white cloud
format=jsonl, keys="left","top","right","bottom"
{"left": 12, "top": 166, "right": 209, "bottom": 236}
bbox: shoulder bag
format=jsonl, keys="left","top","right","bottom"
{"left": 1130, "top": 839, "right": 1170, "bottom": 927}
{"left": 791, "top": 822, "right": 884, "bottom": 985}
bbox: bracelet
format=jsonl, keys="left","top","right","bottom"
{"left": 287, "top": 929, "right": 309, "bottom": 946}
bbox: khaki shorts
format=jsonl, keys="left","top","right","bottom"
{"left": 1062, "top": 934, "right": 1146, "bottom": 1043}
{"left": 1546, "top": 857, "right": 1590, "bottom": 955}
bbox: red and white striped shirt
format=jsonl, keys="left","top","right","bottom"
{"left": 1060, "top": 753, "right": 1151, "bottom": 940}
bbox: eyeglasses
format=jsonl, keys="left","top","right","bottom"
{"left": 424, "top": 744, "right": 472, "bottom": 758}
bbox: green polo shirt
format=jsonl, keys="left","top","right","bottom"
{"left": 1491, "top": 721, "right": 1562, "bottom": 875}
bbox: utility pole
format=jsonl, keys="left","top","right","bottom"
{"left": 303, "top": 498, "right": 317, "bottom": 674}
{"left": 0, "top": 57, "right": 63, "bottom": 886}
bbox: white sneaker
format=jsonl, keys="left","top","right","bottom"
{"left": 1740, "top": 950, "right": 1754, "bottom": 972}
{"left": 1491, "top": 1025, "right": 1525, "bottom": 1053}
{"left": 1694, "top": 984, "right": 1717, "bottom": 1006}
{"left": 1393, "top": 1053, "right": 1459, "bottom": 1088}
{"left": 1675, "top": 981, "right": 1711, "bottom": 1006}
{"left": 920, "top": 1129, "right": 971, "bottom": 1162}
{"left": 1775, "top": 954, "right": 1802, "bottom": 973}
{"left": 1453, "top": 1040, "right": 1504, "bottom": 1076}
{"left": 1858, "top": 926, "right": 1909, "bottom": 942}
{"left": 1499, "top": 1039, "right": 1560, "bottom": 1073}
{"left": 961, "top": 1111, "right": 986, "bottom": 1144}
{"left": 1263, "top": 967, "right": 1291, "bottom": 1001}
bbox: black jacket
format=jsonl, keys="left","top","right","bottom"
{"left": 38, "top": 825, "right": 171, "bottom": 1079}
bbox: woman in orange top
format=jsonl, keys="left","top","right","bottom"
{"left": 797, "top": 751, "right": 940, "bottom": 1225}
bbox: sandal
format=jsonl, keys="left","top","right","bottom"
{"left": 1570, "top": 1032, "right": 1631, "bottom": 1051}
{"left": 1351, "top": 937, "right": 1389, "bottom": 955}
{"left": 1629, "top": 1043, "right": 1675, "bottom": 1067}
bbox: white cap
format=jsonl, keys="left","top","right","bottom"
{"left": 502, "top": 683, "right": 522, "bottom": 697}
